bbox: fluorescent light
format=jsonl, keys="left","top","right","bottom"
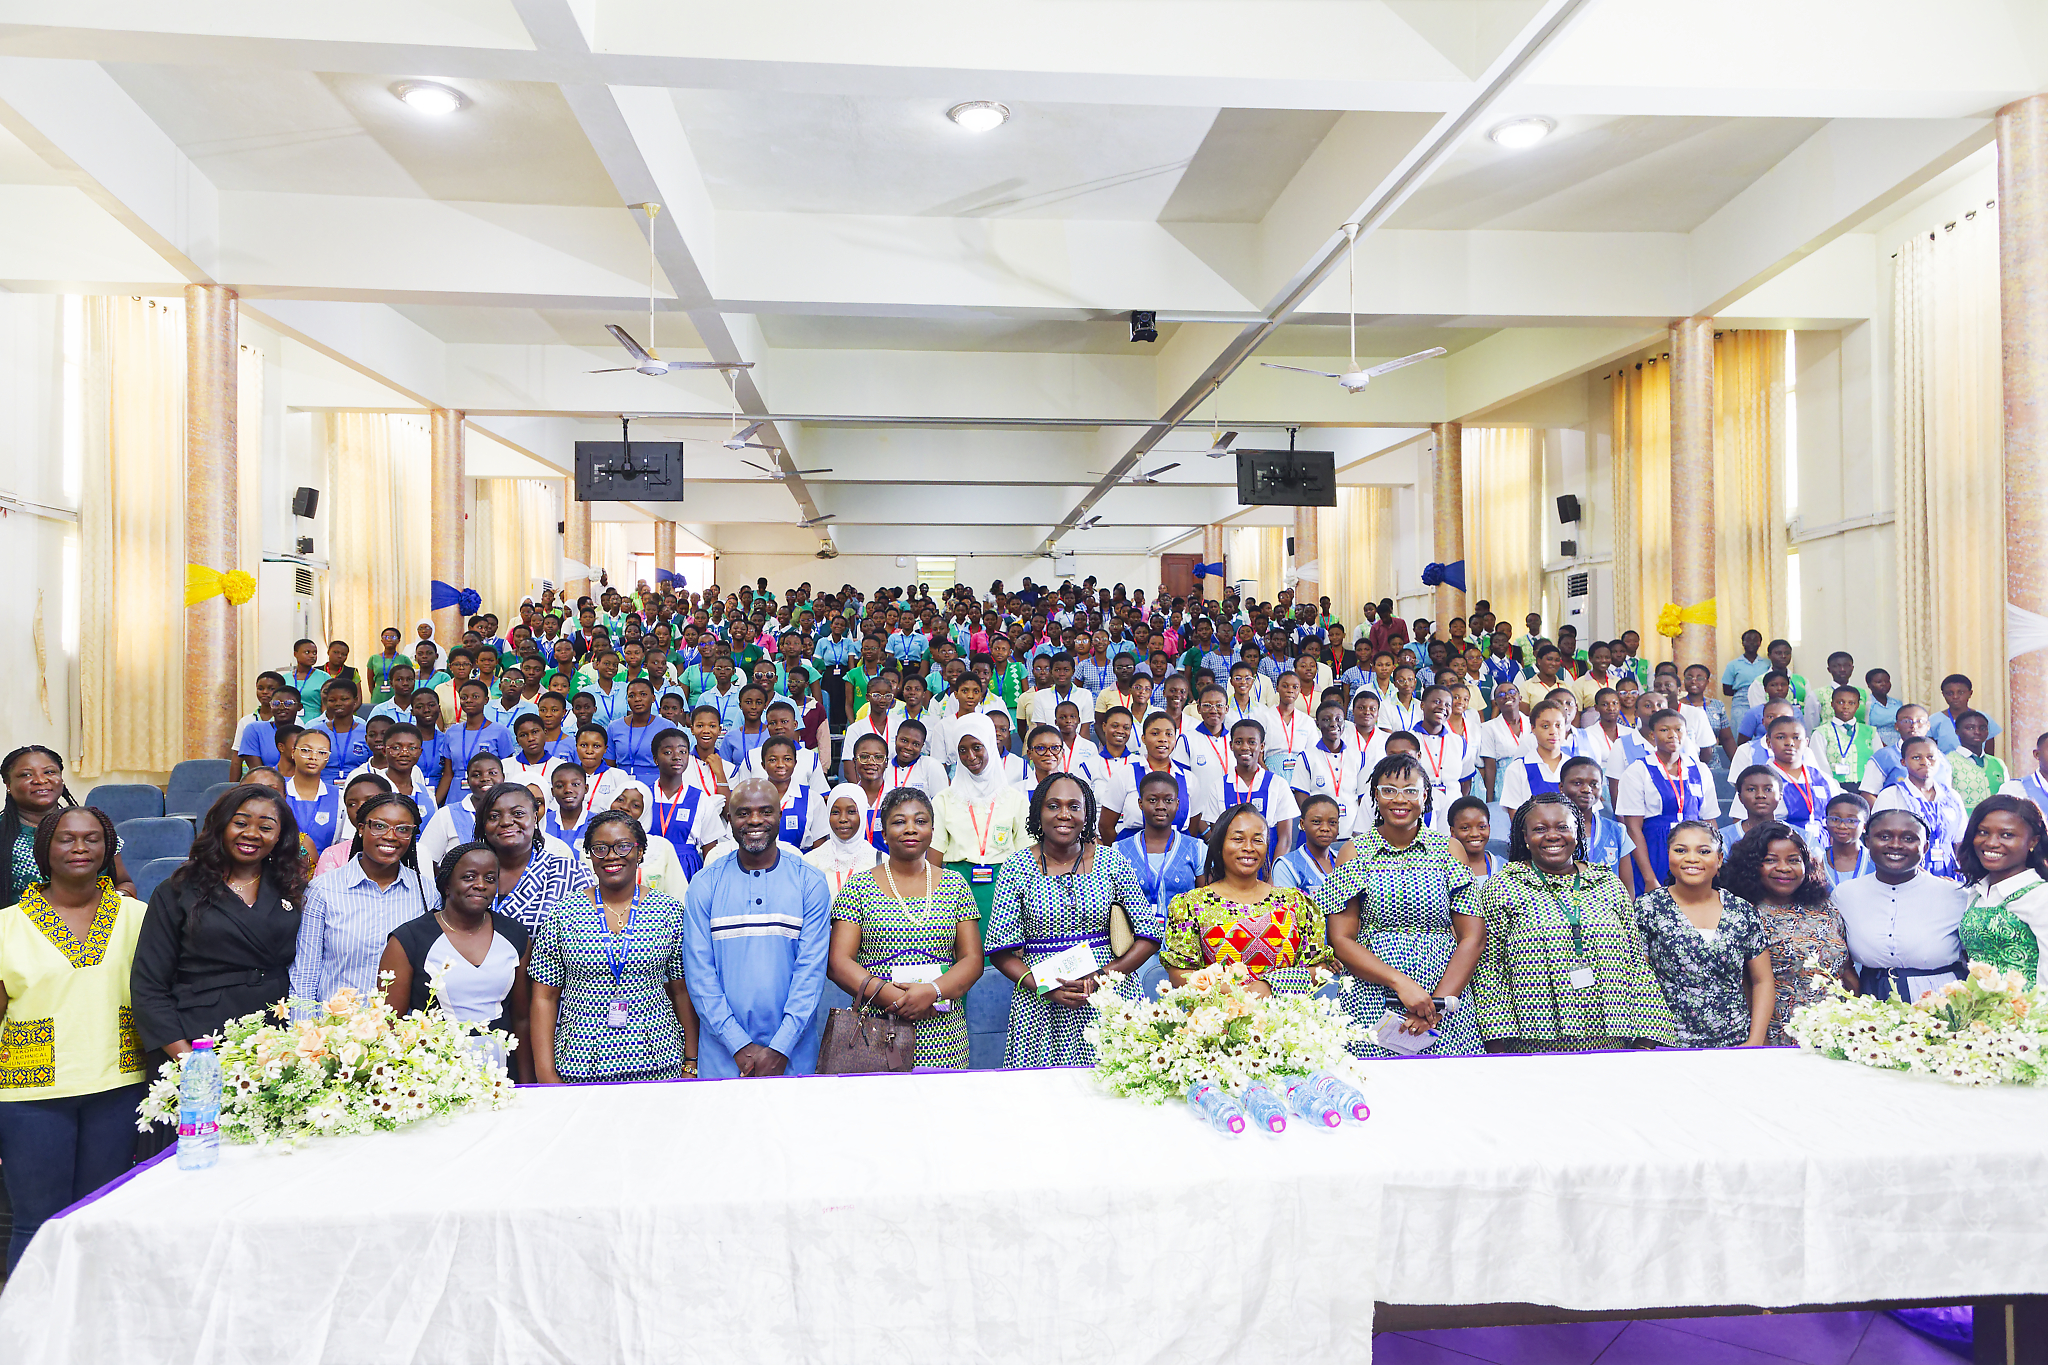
{"left": 947, "top": 100, "right": 1010, "bottom": 133}
{"left": 392, "top": 81, "right": 465, "bottom": 116}
{"left": 1489, "top": 116, "right": 1553, "bottom": 150}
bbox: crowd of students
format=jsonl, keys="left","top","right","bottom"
{"left": 1, "top": 571, "right": 2046, "bottom": 1273}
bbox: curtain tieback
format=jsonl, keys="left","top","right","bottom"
{"left": 1655, "top": 598, "right": 1718, "bottom": 638}
{"left": 1420, "top": 560, "right": 1466, "bottom": 592}
{"left": 1190, "top": 561, "right": 1226, "bottom": 579}
{"left": 2009, "top": 602, "right": 2048, "bottom": 660}
{"left": 1289, "top": 559, "right": 1320, "bottom": 584}
{"left": 430, "top": 580, "right": 484, "bottom": 616}
{"left": 184, "top": 564, "right": 256, "bottom": 608}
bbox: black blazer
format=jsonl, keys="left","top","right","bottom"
{"left": 131, "top": 871, "right": 302, "bottom": 1051}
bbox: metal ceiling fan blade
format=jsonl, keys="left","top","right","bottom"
{"left": 666, "top": 359, "right": 755, "bottom": 371}
{"left": 1362, "top": 346, "right": 1448, "bottom": 378}
{"left": 1259, "top": 362, "right": 1345, "bottom": 379}
{"left": 586, "top": 367, "right": 639, "bottom": 373}
{"left": 1149, "top": 461, "right": 1181, "bottom": 476}
{"left": 1206, "top": 430, "right": 1238, "bottom": 456}
{"left": 798, "top": 514, "right": 837, "bottom": 526}
{"left": 739, "top": 459, "right": 778, "bottom": 475}
{"left": 606, "top": 324, "right": 655, "bottom": 364}
{"left": 788, "top": 467, "right": 834, "bottom": 475}
{"left": 722, "top": 421, "right": 767, "bottom": 449}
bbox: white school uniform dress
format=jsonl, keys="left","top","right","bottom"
{"left": 1080, "top": 747, "right": 1140, "bottom": 816}
{"left": 1732, "top": 738, "right": 1829, "bottom": 780}
{"left": 1497, "top": 752, "right": 1571, "bottom": 810}
{"left": 1176, "top": 725, "right": 1234, "bottom": 807}
{"left": 503, "top": 753, "right": 566, "bottom": 796}
{"left": 1518, "top": 727, "right": 1585, "bottom": 761}
{"left": 1377, "top": 694, "right": 1426, "bottom": 735}
{"left": 1030, "top": 685, "right": 1094, "bottom": 728}
{"left": 1047, "top": 733, "right": 1101, "bottom": 776}
{"left": 1114, "top": 761, "right": 1224, "bottom": 836}
{"left": 1603, "top": 728, "right": 1656, "bottom": 783}
{"left": 881, "top": 754, "right": 949, "bottom": 799}
{"left": 743, "top": 745, "right": 825, "bottom": 792}
{"left": 1477, "top": 713, "right": 1529, "bottom": 766}
{"left": 1221, "top": 765, "right": 1301, "bottom": 845}
{"left": 1264, "top": 705, "right": 1315, "bottom": 789}
{"left": 1678, "top": 703, "right": 1719, "bottom": 751}
{"left": 1298, "top": 741, "right": 1364, "bottom": 838}
{"left": 1410, "top": 725, "right": 1474, "bottom": 832}
{"left": 1575, "top": 723, "right": 1629, "bottom": 773}
{"left": 775, "top": 783, "right": 830, "bottom": 849}
{"left": 998, "top": 751, "right": 1029, "bottom": 788}
{"left": 839, "top": 713, "right": 899, "bottom": 770}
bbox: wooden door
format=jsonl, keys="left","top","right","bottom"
{"left": 1160, "top": 553, "right": 1199, "bottom": 602}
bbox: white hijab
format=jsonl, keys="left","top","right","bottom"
{"left": 949, "top": 713, "right": 1010, "bottom": 805}
{"left": 807, "top": 783, "right": 879, "bottom": 876}
{"left": 414, "top": 617, "right": 439, "bottom": 648}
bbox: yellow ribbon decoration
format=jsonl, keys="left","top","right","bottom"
{"left": 1654, "top": 598, "right": 1718, "bottom": 639}
{"left": 184, "top": 564, "right": 257, "bottom": 609}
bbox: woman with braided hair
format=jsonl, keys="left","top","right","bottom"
{"left": 1469, "top": 793, "right": 1677, "bottom": 1053}
{"left": 2, "top": 746, "right": 135, "bottom": 902}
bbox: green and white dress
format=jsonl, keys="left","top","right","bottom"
{"left": 1961, "top": 868, "right": 2048, "bottom": 989}
{"left": 831, "top": 868, "right": 980, "bottom": 1069}
{"left": 985, "top": 847, "right": 1158, "bottom": 1068}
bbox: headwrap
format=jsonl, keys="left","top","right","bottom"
{"left": 949, "top": 713, "right": 1009, "bottom": 805}
{"left": 807, "top": 783, "right": 880, "bottom": 876}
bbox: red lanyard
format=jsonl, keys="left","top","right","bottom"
{"left": 582, "top": 767, "right": 607, "bottom": 812}
{"left": 652, "top": 783, "right": 688, "bottom": 837}
{"left": 1655, "top": 757, "right": 1691, "bottom": 817}
{"left": 1278, "top": 711, "right": 1297, "bottom": 751}
{"left": 1774, "top": 762, "right": 1817, "bottom": 818}
{"left": 1419, "top": 729, "right": 1450, "bottom": 783}
{"left": 889, "top": 762, "right": 915, "bottom": 789}
{"left": 694, "top": 757, "right": 722, "bottom": 793}
{"left": 1203, "top": 731, "right": 1227, "bottom": 771}
{"left": 1503, "top": 713, "right": 1524, "bottom": 743}
{"left": 965, "top": 802, "right": 994, "bottom": 860}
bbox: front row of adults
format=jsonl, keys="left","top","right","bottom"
{"left": 4, "top": 737, "right": 2048, "bottom": 1274}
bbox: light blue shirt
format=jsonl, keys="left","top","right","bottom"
{"left": 683, "top": 849, "right": 831, "bottom": 1078}
{"left": 1926, "top": 709, "right": 2000, "bottom": 751}
{"left": 484, "top": 699, "right": 539, "bottom": 728}
{"left": 289, "top": 858, "right": 440, "bottom": 1014}
{"left": 813, "top": 635, "right": 858, "bottom": 669}
{"left": 887, "top": 631, "right": 929, "bottom": 664}
{"left": 1867, "top": 696, "right": 1906, "bottom": 747}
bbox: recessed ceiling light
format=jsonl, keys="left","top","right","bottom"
{"left": 1489, "top": 116, "right": 1553, "bottom": 150}
{"left": 392, "top": 81, "right": 465, "bottom": 116}
{"left": 947, "top": 100, "right": 1010, "bottom": 133}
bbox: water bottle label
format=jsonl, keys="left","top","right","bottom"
{"left": 178, "top": 1120, "right": 219, "bottom": 1138}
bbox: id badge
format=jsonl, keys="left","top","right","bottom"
{"left": 606, "top": 999, "right": 632, "bottom": 1028}
{"left": 1566, "top": 966, "right": 1596, "bottom": 991}
{"left": 971, "top": 863, "right": 996, "bottom": 885}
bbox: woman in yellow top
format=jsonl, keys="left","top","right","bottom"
{"left": 0, "top": 806, "right": 149, "bottom": 1273}
{"left": 926, "top": 713, "right": 1031, "bottom": 942}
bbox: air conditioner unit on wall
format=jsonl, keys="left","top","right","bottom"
{"left": 259, "top": 560, "right": 323, "bottom": 664}
{"left": 1564, "top": 566, "right": 1610, "bottom": 638}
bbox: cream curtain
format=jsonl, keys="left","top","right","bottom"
{"left": 325, "top": 413, "right": 431, "bottom": 662}
{"left": 1895, "top": 212, "right": 2005, "bottom": 719}
{"left": 473, "top": 478, "right": 557, "bottom": 621}
{"left": 80, "top": 296, "right": 186, "bottom": 777}
{"left": 1462, "top": 427, "right": 1541, "bottom": 628}
{"left": 592, "top": 521, "right": 638, "bottom": 594}
{"left": 1230, "top": 526, "right": 1284, "bottom": 603}
{"left": 1318, "top": 486, "right": 1393, "bottom": 640}
{"left": 1713, "top": 331, "right": 1788, "bottom": 665}
{"left": 1613, "top": 356, "right": 1673, "bottom": 663}
{"left": 236, "top": 343, "right": 263, "bottom": 705}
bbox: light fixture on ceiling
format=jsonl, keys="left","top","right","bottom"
{"left": 947, "top": 100, "right": 1010, "bottom": 133}
{"left": 1489, "top": 116, "right": 1553, "bottom": 150}
{"left": 392, "top": 81, "right": 466, "bottom": 116}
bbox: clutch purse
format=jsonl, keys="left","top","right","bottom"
{"left": 1108, "top": 902, "right": 1136, "bottom": 959}
{"left": 817, "top": 977, "right": 917, "bottom": 1075}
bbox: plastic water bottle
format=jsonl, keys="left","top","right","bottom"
{"left": 1186, "top": 1081, "right": 1247, "bottom": 1136}
{"left": 1238, "top": 1082, "right": 1289, "bottom": 1134}
{"left": 176, "top": 1039, "right": 222, "bottom": 1171}
{"left": 1307, "top": 1071, "right": 1371, "bottom": 1123}
{"left": 1281, "top": 1073, "right": 1342, "bottom": 1128}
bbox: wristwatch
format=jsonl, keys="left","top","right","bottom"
{"left": 1439, "top": 994, "right": 1462, "bottom": 1014}
{"left": 931, "top": 989, "right": 953, "bottom": 1013}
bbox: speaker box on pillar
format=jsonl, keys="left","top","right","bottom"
{"left": 1556, "top": 493, "right": 1581, "bottom": 524}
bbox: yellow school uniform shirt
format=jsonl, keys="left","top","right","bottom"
{"left": 0, "top": 880, "right": 148, "bottom": 1099}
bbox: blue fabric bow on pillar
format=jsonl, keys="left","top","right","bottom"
{"left": 655, "top": 567, "right": 684, "bottom": 587}
{"left": 430, "top": 580, "right": 484, "bottom": 616}
{"left": 1420, "top": 560, "right": 1467, "bottom": 592}
{"left": 1190, "top": 561, "right": 1226, "bottom": 580}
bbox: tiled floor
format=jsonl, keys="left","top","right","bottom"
{"left": 1377, "top": 1311, "right": 1967, "bottom": 1365}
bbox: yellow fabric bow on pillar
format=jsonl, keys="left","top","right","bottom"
{"left": 185, "top": 564, "right": 257, "bottom": 608}
{"left": 1655, "top": 598, "right": 1717, "bottom": 639}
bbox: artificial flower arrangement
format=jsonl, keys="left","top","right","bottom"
{"left": 137, "top": 980, "right": 519, "bottom": 1147}
{"left": 1787, "top": 959, "right": 2048, "bottom": 1087}
{"left": 1084, "top": 961, "right": 1365, "bottom": 1103}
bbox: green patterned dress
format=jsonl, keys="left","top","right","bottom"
{"left": 1960, "top": 870, "right": 2048, "bottom": 987}
{"left": 1470, "top": 862, "right": 1679, "bottom": 1051}
{"left": 528, "top": 887, "right": 691, "bottom": 1083}
{"left": 986, "top": 847, "right": 1159, "bottom": 1068}
{"left": 831, "top": 867, "right": 980, "bottom": 1069}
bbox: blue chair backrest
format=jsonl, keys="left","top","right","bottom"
{"left": 85, "top": 784, "right": 164, "bottom": 825}
{"left": 132, "top": 857, "right": 186, "bottom": 903}
{"left": 167, "top": 759, "right": 231, "bottom": 795}
{"left": 168, "top": 780, "right": 239, "bottom": 821}
{"left": 116, "top": 817, "right": 194, "bottom": 864}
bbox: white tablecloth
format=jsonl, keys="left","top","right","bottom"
{"left": 2, "top": 1048, "right": 2046, "bottom": 1364}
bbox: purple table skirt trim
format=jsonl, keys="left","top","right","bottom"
{"left": 50, "top": 1146, "right": 176, "bottom": 1222}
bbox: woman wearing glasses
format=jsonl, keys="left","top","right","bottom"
{"left": 287, "top": 792, "right": 439, "bottom": 1012}
{"left": 1311, "top": 754, "right": 1486, "bottom": 1058}
{"left": 528, "top": 811, "right": 698, "bottom": 1083}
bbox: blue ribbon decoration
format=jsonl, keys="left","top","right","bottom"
{"left": 655, "top": 567, "right": 685, "bottom": 587}
{"left": 1190, "top": 561, "right": 1226, "bottom": 580}
{"left": 1420, "top": 560, "right": 1467, "bottom": 592}
{"left": 430, "top": 580, "right": 484, "bottom": 616}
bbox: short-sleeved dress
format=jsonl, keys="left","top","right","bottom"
{"left": 1758, "top": 901, "right": 1850, "bottom": 1046}
{"left": 1159, "top": 885, "right": 1335, "bottom": 995}
{"left": 832, "top": 868, "right": 980, "bottom": 1069}
{"left": 528, "top": 887, "right": 690, "bottom": 1083}
{"left": 1310, "top": 827, "right": 1484, "bottom": 1059}
{"left": 1635, "top": 888, "right": 1766, "bottom": 1048}
{"left": 985, "top": 846, "right": 1160, "bottom": 1069}
{"left": 1470, "top": 861, "right": 1679, "bottom": 1051}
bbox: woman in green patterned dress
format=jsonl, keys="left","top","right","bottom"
{"left": 1957, "top": 795, "right": 2048, "bottom": 989}
{"left": 1160, "top": 804, "right": 1335, "bottom": 996}
{"left": 1470, "top": 794, "right": 1679, "bottom": 1053}
{"left": 826, "top": 786, "right": 984, "bottom": 1069}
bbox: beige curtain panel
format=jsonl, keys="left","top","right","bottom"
{"left": 1318, "top": 486, "right": 1393, "bottom": 642}
{"left": 473, "top": 478, "right": 557, "bottom": 623}
{"left": 1462, "top": 427, "right": 1541, "bottom": 630}
{"left": 1713, "top": 330, "right": 1789, "bottom": 667}
{"left": 1611, "top": 357, "right": 1672, "bottom": 663}
{"left": 325, "top": 413, "right": 431, "bottom": 674}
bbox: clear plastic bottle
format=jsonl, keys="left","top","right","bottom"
{"left": 1280, "top": 1073, "right": 1342, "bottom": 1128}
{"left": 176, "top": 1039, "right": 222, "bottom": 1171}
{"left": 1186, "top": 1081, "right": 1247, "bottom": 1135}
{"left": 1307, "top": 1071, "right": 1371, "bottom": 1123}
{"left": 1238, "top": 1081, "right": 1289, "bottom": 1134}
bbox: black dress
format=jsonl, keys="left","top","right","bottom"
{"left": 387, "top": 911, "right": 529, "bottom": 1034}
{"left": 130, "top": 871, "right": 302, "bottom": 1050}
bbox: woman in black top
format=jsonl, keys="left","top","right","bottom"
{"left": 131, "top": 785, "right": 306, "bottom": 1055}
{"left": 379, "top": 842, "right": 533, "bottom": 1081}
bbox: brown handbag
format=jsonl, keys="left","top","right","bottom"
{"left": 817, "top": 977, "right": 918, "bottom": 1074}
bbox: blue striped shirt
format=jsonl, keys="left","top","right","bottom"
{"left": 289, "top": 857, "right": 441, "bottom": 1013}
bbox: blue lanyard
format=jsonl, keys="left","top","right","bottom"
{"left": 595, "top": 887, "right": 642, "bottom": 991}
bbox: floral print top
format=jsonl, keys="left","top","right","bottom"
{"left": 1758, "top": 901, "right": 1851, "bottom": 1046}
{"left": 1635, "top": 887, "right": 1766, "bottom": 1048}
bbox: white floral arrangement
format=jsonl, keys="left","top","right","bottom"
{"left": 1084, "top": 962, "right": 1365, "bottom": 1103}
{"left": 138, "top": 981, "right": 518, "bottom": 1147}
{"left": 1787, "top": 960, "right": 2048, "bottom": 1087}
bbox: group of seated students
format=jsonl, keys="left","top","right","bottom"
{"left": 0, "top": 573, "right": 2043, "bottom": 1276}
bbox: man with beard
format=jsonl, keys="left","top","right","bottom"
{"left": 682, "top": 777, "right": 831, "bottom": 1077}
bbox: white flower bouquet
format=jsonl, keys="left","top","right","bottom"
{"left": 1084, "top": 962, "right": 1364, "bottom": 1103}
{"left": 138, "top": 983, "right": 519, "bottom": 1147}
{"left": 1787, "top": 960, "right": 2048, "bottom": 1087}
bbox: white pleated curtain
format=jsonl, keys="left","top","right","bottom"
{"left": 473, "top": 478, "right": 558, "bottom": 621}
{"left": 1460, "top": 428, "right": 1541, "bottom": 629}
{"left": 1894, "top": 209, "right": 2006, "bottom": 722}
{"left": 325, "top": 414, "right": 432, "bottom": 665}
{"left": 1317, "top": 487, "right": 1394, "bottom": 640}
{"left": 592, "top": 521, "right": 638, "bottom": 595}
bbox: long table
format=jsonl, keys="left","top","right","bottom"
{"left": 2, "top": 1048, "right": 2044, "bottom": 1363}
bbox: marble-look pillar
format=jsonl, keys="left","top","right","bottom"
{"left": 1201, "top": 524, "right": 1226, "bottom": 600}
{"left": 1430, "top": 421, "right": 1465, "bottom": 636}
{"left": 2000, "top": 95, "right": 2048, "bottom": 749}
{"left": 564, "top": 488, "right": 592, "bottom": 602}
{"left": 1669, "top": 318, "right": 1717, "bottom": 673}
{"left": 429, "top": 409, "right": 465, "bottom": 640}
{"left": 654, "top": 520, "right": 676, "bottom": 594}
{"left": 183, "top": 284, "right": 239, "bottom": 759}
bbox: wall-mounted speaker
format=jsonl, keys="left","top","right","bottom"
{"left": 1556, "top": 493, "right": 1581, "bottom": 524}
{"left": 291, "top": 487, "right": 321, "bottom": 519}
{"left": 296, "top": 536, "right": 315, "bottom": 555}
{"left": 1560, "top": 539, "right": 1579, "bottom": 558}
{"left": 1286, "top": 535, "right": 1295, "bottom": 557}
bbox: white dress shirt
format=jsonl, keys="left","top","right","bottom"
{"left": 1833, "top": 868, "right": 1967, "bottom": 973}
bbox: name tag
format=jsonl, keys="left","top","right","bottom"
{"left": 891, "top": 963, "right": 944, "bottom": 986}
{"left": 1567, "top": 966, "right": 1596, "bottom": 991}
{"left": 970, "top": 864, "right": 996, "bottom": 885}
{"left": 1031, "top": 942, "right": 1100, "bottom": 992}
{"left": 606, "top": 1000, "right": 632, "bottom": 1028}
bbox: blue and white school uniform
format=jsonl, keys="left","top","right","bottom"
{"left": 606, "top": 717, "right": 664, "bottom": 787}
{"left": 1272, "top": 843, "right": 1346, "bottom": 896}
{"left": 1766, "top": 761, "right": 1838, "bottom": 849}
{"left": 445, "top": 721, "right": 517, "bottom": 781}
{"left": 1300, "top": 741, "right": 1363, "bottom": 838}
{"left": 237, "top": 723, "right": 289, "bottom": 771}
{"left": 1119, "top": 826, "right": 1205, "bottom": 1001}
{"left": 1114, "top": 762, "right": 1222, "bottom": 836}
{"left": 540, "top": 731, "right": 579, "bottom": 763}
{"left": 1998, "top": 771, "right": 2048, "bottom": 827}
{"left": 286, "top": 779, "right": 342, "bottom": 854}
{"left": 1822, "top": 847, "right": 1873, "bottom": 890}
{"left": 648, "top": 780, "right": 712, "bottom": 880}
{"left": 1377, "top": 695, "right": 1425, "bottom": 735}
{"left": 1615, "top": 755, "right": 1719, "bottom": 885}
{"left": 1496, "top": 754, "right": 1569, "bottom": 810}
{"left": 776, "top": 783, "right": 829, "bottom": 850}
{"left": 1222, "top": 766, "right": 1302, "bottom": 853}
{"left": 1585, "top": 812, "right": 1637, "bottom": 884}
{"left": 310, "top": 720, "right": 373, "bottom": 783}
{"left": 1601, "top": 728, "right": 1655, "bottom": 787}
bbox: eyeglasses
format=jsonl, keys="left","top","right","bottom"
{"left": 362, "top": 820, "right": 418, "bottom": 839}
{"left": 589, "top": 841, "right": 641, "bottom": 858}
{"left": 1375, "top": 785, "right": 1425, "bottom": 800}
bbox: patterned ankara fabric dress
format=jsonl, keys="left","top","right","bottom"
{"left": 985, "top": 847, "right": 1160, "bottom": 1069}
{"left": 1470, "top": 862, "right": 1679, "bottom": 1052}
{"left": 1310, "top": 827, "right": 1484, "bottom": 1059}
{"left": 1758, "top": 902, "right": 1851, "bottom": 1046}
{"left": 1960, "top": 872, "right": 2048, "bottom": 987}
{"left": 528, "top": 886, "right": 690, "bottom": 1083}
{"left": 1159, "top": 886, "right": 1335, "bottom": 995}
{"left": 1635, "top": 888, "right": 1766, "bottom": 1048}
{"left": 832, "top": 868, "right": 979, "bottom": 1069}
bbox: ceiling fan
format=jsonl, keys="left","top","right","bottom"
{"left": 1088, "top": 462, "right": 1180, "bottom": 485}
{"left": 742, "top": 459, "right": 834, "bottom": 481}
{"left": 589, "top": 204, "right": 756, "bottom": 377}
{"left": 1260, "top": 223, "right": 1445, "bottom": 392}
{"left": 797, "top": 513, "right": 836, "bottom": 528}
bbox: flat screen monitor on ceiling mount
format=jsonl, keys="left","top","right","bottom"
{"left": 1234, "top": 449, "right": 1336, "bottom": 507}
{"left": 574, "top": 442, "right": 685, "bottom": 502}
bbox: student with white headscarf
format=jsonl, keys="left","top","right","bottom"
{"left": 594, "top": 778, "right": 687, "bottom": 896}
{"left": 928, "top": 712, "right": 1032, "bottom": 939}
{"left": 806, "top": 783, "right": 880, "bottom": 896}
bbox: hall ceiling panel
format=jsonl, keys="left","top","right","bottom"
{"left": 668, "top": 89, "right": 1217, "bottom": 219}
{"left": 1156, "top": 109, "right": 1344, "bottom": 224}
{"left": 1260, "top": 323, "right": 1498, "bottom": 357}
{"left": 8, "top": 0, "right": 538, "bottom": 49}
{"left": 755, "top": 314, "right": 1181, "bottom": 354}
{"left": 392, "top": 304, "right": 705, "bottom": 350}
{"left": 824, "top": 524, "right": 1051, "bottom": 557}
{"left": 1387, "top": 114, "right": 1829, "bottom": 231}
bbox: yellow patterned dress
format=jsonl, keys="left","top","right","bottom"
{"left": 1160, "top": 885, "right": 1335, "bottom": 994}
{"left": 0, "top": 878, "right": 149, "bottom": 1098}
